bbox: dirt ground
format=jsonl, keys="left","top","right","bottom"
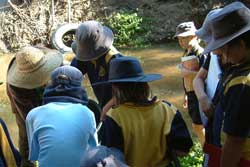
{"left": 0, "top": 43, "right": 195, "bottom": 146}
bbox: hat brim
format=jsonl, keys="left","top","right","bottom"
{"left": 7, "top": 52, "right": 63, "bottom": 89}
{"left": 92, "top": 74, "right": 162, "bottom": 86}
{"left": 203, "top": 25, "right": 250, "bottom": 54}
{"left": 173, "top": 31, "right": 196, "bottom": 38}
{"left": 195, "top": 29, "right": 211, "bottom": 43}
{"left": 76, "top": 26, "right": 114, "bottom": 61}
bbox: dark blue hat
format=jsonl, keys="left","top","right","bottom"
{"left": 51, "top": 65, "right": 83, "bottom": 86}
{"left": 80, "top": 146, "right": 128, "bottom": 167}
{"left": 92, "top": 56, "right": 162, "bottom": 86}
{"left": 43, "top": 66, "right": 88, "bottom": 105}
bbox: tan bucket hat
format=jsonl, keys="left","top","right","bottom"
{"left": 7, "top": 46, "right": 63, "bottom": 89}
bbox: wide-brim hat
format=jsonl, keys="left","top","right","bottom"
{"left": 92, "top": 56, "right": 162, "bottom": 86}
{"left": 203, "top": 2, "right": 250, "bottom": 54}
{"left": 195, "top": 8, "right": 222, "bottom": 43}
{"left": 7, "top": 46, "right": 63, "bottom": 89}
{"left": 75, "top": 20, "right": 114, "bottom": 61}
{"left": 173, "top": 21, "right": 197, "bottom": 38}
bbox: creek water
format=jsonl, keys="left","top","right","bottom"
{"left": 0, "top": 43, "right": 193, "bottom": 146}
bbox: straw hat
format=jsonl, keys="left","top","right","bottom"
{"left": 75, "top": 20, "right": 114, "bottom": 61}
{"left": 174, "top": 21, "right": 197, "bottom": 38}
{"left": 204, "top": 2, "right": 250, "bottom": 54}
{"left": 7, "top": 46, "right": 63, "bottom": 89}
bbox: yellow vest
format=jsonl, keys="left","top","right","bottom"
{"left": 107, "top": 100, "right": 177, "bottom": 167}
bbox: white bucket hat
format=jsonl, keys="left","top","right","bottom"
{"left": 7, "top": 46, "right": 63, "bottom": 89}
{"left": 174, "top": 21, "right": 197, "bottom": 38}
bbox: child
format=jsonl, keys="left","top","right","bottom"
{"left": 175, "top": 21, "right": 205, "bottom": 145}
{"left": 26, "top": 66, "right": 98, "bottom": 167}
{"left": 94, "top": 56, "right": 193, "bottom": 167}
{"left": 6, "top": 46, "right": 63, "bottom": 167}
{"left": 202, "top": 2, "right": 250, "bottom": 166}
{"left": 71, "top": 20, "right": 121, "bottom": 110}
{"left": 0, "top": 117, "right": 21, "bottom": 166}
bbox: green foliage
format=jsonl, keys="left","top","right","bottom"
{"left": 178, "top": 142, "right": 203, "bottom": 167}
{"left": 103, "top": 10, "right": 152, "bottom": 48}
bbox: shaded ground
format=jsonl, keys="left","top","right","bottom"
{"left": 0, "top": 42, "right": 195, "bottom": 147}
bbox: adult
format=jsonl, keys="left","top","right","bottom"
{"left": 26, "top": 66, "right": 98, "bottom": 167}
{"left": 6, "top": 46, "right": 63, "bottom": 167}
{"left": 95, "top": 56, "right": 193, "bottom": 167}
{"left": 202, "top": 2, "right": 250, "bottom": 166}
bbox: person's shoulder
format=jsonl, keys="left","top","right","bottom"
{"left": 224, "top": 74, "right": 250, "bottom": 95}
{"left": 106, "top": 106, "right": 120, "bottom": 116}
{"left": 26, "top": 105, "right": 45, "bottom": 121}
{"left": 161, "top": 100, "right": 178, "bottom": 113}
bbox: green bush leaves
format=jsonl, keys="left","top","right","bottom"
{"left": 103, "top": 10, "right": 152, "bottom": 48}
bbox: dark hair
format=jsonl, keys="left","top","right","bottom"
{"left": 112, "top": 82, "right": 157, "bottom": 106}
{"left": 227, "top": 30, "right": 250, "bottom": 48}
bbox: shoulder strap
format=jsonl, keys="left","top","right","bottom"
{"left": 162, "top": 100, "right": 178, "bottom": 113}
{"left": 105, "top": 45, "right": 120, "bottom": 64}
{"left": 224, "top": 73, "right": 250, "bottom": 95}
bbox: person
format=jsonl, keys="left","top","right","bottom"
{"left": 94, "top": 56, "right": 193, "bottom": 167}
{"left": 192, "top": 8, "right": 228, "bottom": 167}
{"left": 70, "top": 20, "right": 121, "bottom": 112}
{"left": 0, "top": 81, "right": 21, "bottom": 167}
{"left": 80, "top": 145, "right": 128, "bottom": 167}
{"left": 0, "top": 118, "right": 21, "bottom": 167}
{"left": 202, "top": 2, "right": 250, "bottom": 167}
{"left": 193, "top": 8, "right": 224, "bottom": 142}
{"left": 6, "top": 46, "right": 63, "bottom": 167}
{"left": 26, "top": 66, "right": 98, "bottom": 167}
{"left": 193, "top": 9, "right": 222, "bottom": 117}
{"left": 175, "top": 21, "right": 205, "bottom": 145}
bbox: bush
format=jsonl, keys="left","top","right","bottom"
{"left": 178, "top": 142, "right": 203, "bottom": 167}
{"left": 103, "top": 10, "right": 152, "bottom": 48}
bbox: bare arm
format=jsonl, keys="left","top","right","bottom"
{"left": 221, "top": 134, "right": 246, "bottom": 167}
{"left": 193, "top": 68, "right": 213, "bottom": 117}
{"left": 101, "top": 97, "right": 116, "bottom": 121}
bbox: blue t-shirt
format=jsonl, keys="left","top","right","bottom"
{"left": 26, "top": 102, "right": 98, "bottom": 167}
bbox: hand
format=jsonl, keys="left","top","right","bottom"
{"left": 198, "top": 95, "right": 214, "bottom": 118}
